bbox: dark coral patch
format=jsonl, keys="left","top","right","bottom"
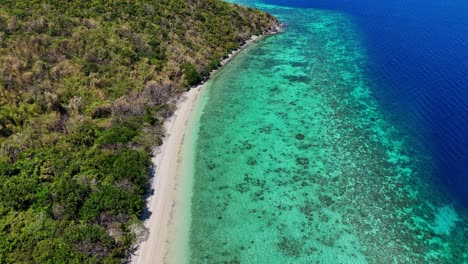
{"left": 277, "top": 237, "right": 302, "bottom": 257}
{"left": 296, "top": 157, "right": 309, "bottom": 167}
{"left": 319, "top": 195, "right": 334, "bottom": 206}
{"left": 295, "top": 133, "right": 305, "bottom": 140}
{"left": 247, "top": 157, "right": 257, "bottom": 166}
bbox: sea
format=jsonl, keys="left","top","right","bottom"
{"left": 187, "top": 0, "right": 468, "bottom": 262}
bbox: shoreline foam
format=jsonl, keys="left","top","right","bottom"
{"left": 131, "top": 30, "right": 280, "bottom": 264}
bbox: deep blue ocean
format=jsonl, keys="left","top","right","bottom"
{"left": 262, "top": 0, "right": 468, "bottom": 207}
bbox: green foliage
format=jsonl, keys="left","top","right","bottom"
{"left": 0, "top": 175, "right": 38, "bottom": 211}
{"left": 51, "top": 177, "right": 89, "bottom": 220}
{"left": 142, "top": 108, "right": 159, "bottom": 126}
{"left": 110, "top": 149, "right": 150, "bottom": 192}
{"left": 97, "top": 124, "right": 139, "bottom": 145}
{"left": 0, "top": 0, "right": 277, "bottom": 262}
{"left": 80, "top": 185, "right": 144, "bottom": 221}
{"left": 67, "top": 122, "right": 100, "bottom": 146}
{"left": 182, "top": 63, "right": 203, "bottom": 86}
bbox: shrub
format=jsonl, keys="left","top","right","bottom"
{"left": 80, "top": 185, "right": 144, "bottom": 221}
{"left": 97, "top": 125, "right": 139, "bottom": 145}
{"left": 182, "top": 63, "right": 203, "bottom": 86}
{"left": 111, "top": 149, "right": 150, "bottom": 192}
{"left": 67, "top": 122, "right": 100, "bottom": 147}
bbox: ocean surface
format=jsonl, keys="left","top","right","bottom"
{"left": 188, "top": 0, "right": 468, "bottom": 262}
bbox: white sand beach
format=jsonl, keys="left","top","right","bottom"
{"left": 131, "top": 84, "right": 203, "bottom": 264}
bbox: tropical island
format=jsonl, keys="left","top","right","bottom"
{"left": 0, "top": 0, "right": 278, "bottom": 262}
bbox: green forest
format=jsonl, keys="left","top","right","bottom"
{"left": 0, "top": 0, "right": 277, "bottom": 262}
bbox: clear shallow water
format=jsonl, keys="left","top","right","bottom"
{"left": 188, "top": 1, "right": 467, "bottom": 263}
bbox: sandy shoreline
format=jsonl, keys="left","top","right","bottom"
{"left": 131, "top": 31, "right": 279, "bottom": 264}
{"left": 131, "top": 83, "right": 203, "bottom": 264}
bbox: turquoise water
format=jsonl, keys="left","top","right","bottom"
{"left": 188, "top": 3, "right": 467, "bottom": 263}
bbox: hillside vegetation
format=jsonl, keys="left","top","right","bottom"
{"left": 0, "top": 0, "right": 277, "bottom": 262}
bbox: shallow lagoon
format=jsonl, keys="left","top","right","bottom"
{"left": 188, "top": 2, "right": 468, "bottom": 263}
